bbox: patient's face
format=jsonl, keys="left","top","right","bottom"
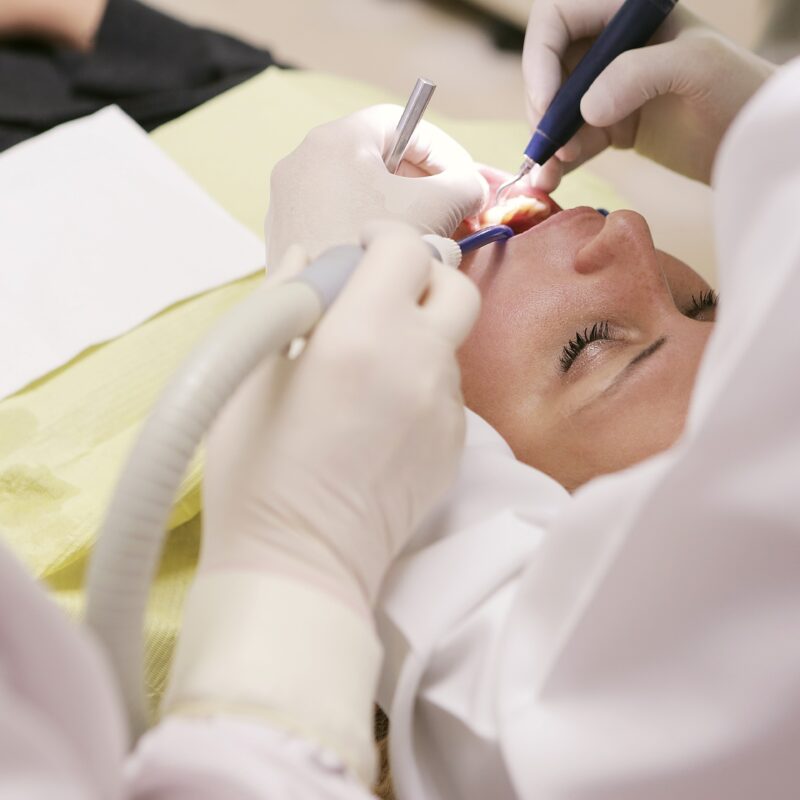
{"left": 458, "top": 208, "right": 716, "bottom": 491}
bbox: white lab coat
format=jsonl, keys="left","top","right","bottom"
{"left": 377, "top": 58, "right": 800, "bottom": 799}
{"left": 3, "top": 58, "right": 799, "bottom": 800}
{"left": 0, "top": 539, "right": 376, "bottom": 799}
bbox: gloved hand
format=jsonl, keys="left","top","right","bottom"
{"left": 201, "top": 220, "right": 479, "bottom": 611}
{"left": 523, "top": 0, "right": 775, "bottom": 191}
{"left": 165, "top": 222, "right": 479, "bottom": 784}
{"left": 264, "top": 104, "right": 488, "bottom": 267}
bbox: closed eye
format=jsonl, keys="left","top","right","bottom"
{"left": 685, "top": 290, "right": 718, "bottom": 320}
{"left": 560, "top": 321, "right": 613, "bottom": 372}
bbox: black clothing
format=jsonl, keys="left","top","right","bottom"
{"left": 0, "top": 0, "right": 281, "bottom": 152}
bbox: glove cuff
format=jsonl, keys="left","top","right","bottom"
{"left": 163, "top": 572, "right": 382, "bottom": 786}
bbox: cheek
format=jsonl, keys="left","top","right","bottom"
{"left": 523, "top": 384, "right": 689, "bottom": 491}
{"left": 457, "top": 247, "right": 568, "bottom": 422}
{"left": 584, "top": 385, "right": 688, "bottom": 477}
{"left": 658, "top": 250, "right": 713, "bottom": 301}
{"left": 458, "top": 313, "right": 523, "bottom": 432}
{"left": 458, "top": 284, "right": 558, "bottom": 434}
{"left": 512, "top": 328, "right": 712, "bottom": 490}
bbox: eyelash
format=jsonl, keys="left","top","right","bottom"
{"left": 686, "top": 289, "right": 719, "bottom": 319}
{"left": 559, "top": 291, "right": 719, "bottom": 373}
{"left": 560, "top": 321, "right": 612, "bottom": 372}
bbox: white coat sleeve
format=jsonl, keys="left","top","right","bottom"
{"left": 376, "top": 58, "right": 800, "bottom": 800}
{"left": 0, "top": 542, "right": 127, "bottom": 800}
{"left": 0, "top": 542, "right": 376, "bottom": 799}
{"left": 125, "top": 716, "right": 377, "bottom": 799}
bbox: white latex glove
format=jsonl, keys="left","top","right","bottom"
{"left": 264, "top": 104, "right": 488, "bottom": 267}
{"left": 165, "top": 222, "right": 479, "bottom": 785}
{"left": 523, "top": 1, "right": 775, "bottom": 191}
{"left": 199, "top": 221, "right": 479, "bottom": 611}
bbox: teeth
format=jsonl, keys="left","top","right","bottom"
{"left": 482, "top": 196, "right": 549, "bottom": 227}
{"left": 482, "top": 207, "right": 505, "bottom": 225}
{"left": 522, "top": 197, "right": 548, "bottom": 213}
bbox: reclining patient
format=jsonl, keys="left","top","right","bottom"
{"left": 267, "top": 103, "right": 717, "bottom": 494}
{"left": 456, "top": 199, "right": 717, "bottom": 490}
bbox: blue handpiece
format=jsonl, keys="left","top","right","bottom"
{"left": 526, "top": 0, "right": 679, "bottom": 166}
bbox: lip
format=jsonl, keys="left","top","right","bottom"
{"left": 458, "top": 202, "right": 609, "bottom": 294}
{"left": 516, "top": 205, "right": 606, "bottom": 242}
{"left": 472, "top": 189, "right": 562, "bottom": 235}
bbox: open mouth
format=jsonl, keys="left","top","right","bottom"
{"left": 478, "top": 192, "right": 562, "bottom": 235}
{"left": 452, "top": 166, "right": 565, "bottom": 247}
{"left": 455, "top": 192, "right": 565, "bottom": 255}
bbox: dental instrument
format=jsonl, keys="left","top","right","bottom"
{"left": 385, "top": 79, "right": 520, "bottom": 257}
{"left": 457, "top": 224, "right": 514, "bottom": 253}
{"left": 495, "top": 0, "right": 680, "bottom": 204}
{"left": 384, "top": 78, "right": 437, "bottom": 174}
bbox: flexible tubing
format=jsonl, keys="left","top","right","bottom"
{"left": 84, "top": 238, "right": 460, "bottom": 737}
{"left": 85, "top": 278, "right": 323, "bottom": 738}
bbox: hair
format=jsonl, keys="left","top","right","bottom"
{"left": 373, "top": 706, "right": 395, "bottom": 800}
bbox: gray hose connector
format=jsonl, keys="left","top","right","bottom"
{"left": 300, "top": 239, "right": 461, "bottom": 306}
{"left": 296, "top": 244, "right": 365, "bottom": 309}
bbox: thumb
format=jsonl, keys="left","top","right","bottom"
{"left": 376, "top": 163, "right": 488, "bottom": 237}
{"left": 581, "top": 40, "right": 692, "bottom": 128}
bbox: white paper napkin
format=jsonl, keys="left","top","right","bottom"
{"left": 0, "top": 106, "right": 265, "bottom": 400}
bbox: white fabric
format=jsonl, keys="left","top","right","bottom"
{"left": 128, "top": 717, "right": 376, "bottom": 799}
{"left": 377, "top": 58, "right": 800, "bottom": 800}
{"left": 0, "top": 540, "right": 126, "bottom": 799}
{"left": 0, "top": 106, "right": 264, "bottom": 401}
{"left": 164, "top": 573, "right": 383, "bottom": 785}
{"left": 0, "top": 540, "right": 374, "bottom": 798}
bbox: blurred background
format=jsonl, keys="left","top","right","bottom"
{"left": 146, "top": 0, "right": 795, "bottom": 119}
{"left": 4, "top": 0, "right": 797, "bottom": 277}
{"left": 141, "top": 0, "right": 800, "bottom": 279}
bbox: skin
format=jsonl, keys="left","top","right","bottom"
{"left": 0, "top": 0, "right": 107, "bottom": 49}
{"left": 457, "top": 207, "right": 716, "bottom": 491}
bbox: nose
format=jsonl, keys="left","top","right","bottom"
{"left": 571, "top": 210, "right": 675, "bottom": 302}
{"left": 572, "top": 210, "right": 656, "bottom": 275}
{"left": 569, "top": 210, "right": 686, "bottom": 329}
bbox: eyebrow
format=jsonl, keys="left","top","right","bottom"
{"left": 627, "top": 336, "right": 668, "bottom": 369}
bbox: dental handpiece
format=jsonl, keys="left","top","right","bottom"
{"left": 495, "top": 0, "right": 679, "bottom": 204}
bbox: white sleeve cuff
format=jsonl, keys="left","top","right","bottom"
{"left": 162, "top": 572, "right": 382, "bottom": 786}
